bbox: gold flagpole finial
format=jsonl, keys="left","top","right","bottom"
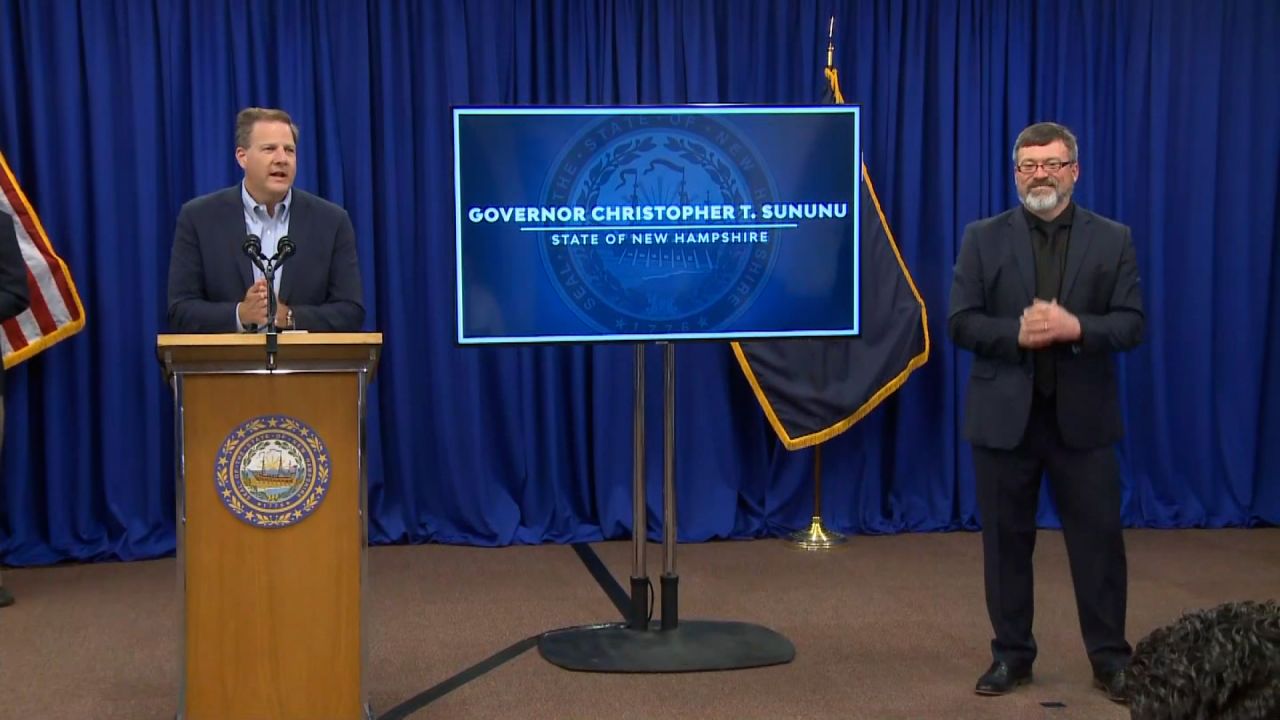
{"left": 826, "top": 16, "right": 836, "bottom": 68}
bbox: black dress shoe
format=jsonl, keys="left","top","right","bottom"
{"left": 1093, "top": 667, "right": 1129, "bottom": 704}
{"left": 0, "top": 585, "right": 13, "bottom": 608}
{"left": 975, "top": 661, "right": 1032, "bottom": 695}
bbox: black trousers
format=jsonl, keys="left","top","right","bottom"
{"left": 973, "top": 394, "right": 1131, "bottom": 672}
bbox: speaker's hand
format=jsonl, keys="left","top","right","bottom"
{"left": 238, "top": 279, "right": 269, "bottom": 326}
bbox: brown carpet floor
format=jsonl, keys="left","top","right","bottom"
{"left": 1, "top": 528, "right": 1277, "bottom": 719}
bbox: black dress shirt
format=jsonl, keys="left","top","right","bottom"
{"left": 1024, "top": 202, "right": 1074, "bottom": 397}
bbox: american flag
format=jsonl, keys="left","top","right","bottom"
{"left": 1, "top": 151, "right": 84, "bottom": 369}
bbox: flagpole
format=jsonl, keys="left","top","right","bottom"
{"left": 787, "top": 443, "right": 847, "bottom": 549}
{"left": 827, "top": 15, "right": 835, "bottom": 69}
{"left": 783, "top": 15, "right": 850, "bottom": 550}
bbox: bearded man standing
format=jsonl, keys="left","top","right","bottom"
{"left": 948, "top": 122, "right": 1145, "bottom": 704}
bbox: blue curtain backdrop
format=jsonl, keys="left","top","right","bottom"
{"left": 1, "top": 0, "right": 1277, "bottom": 564}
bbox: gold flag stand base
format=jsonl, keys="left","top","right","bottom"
{"left": 787, "top": 516, "right": 847, "bottom": 550}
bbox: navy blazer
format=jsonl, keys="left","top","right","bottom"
{"left": 1, "top": 212, "right": 32, "bottom": 398}
{"left": 948, "top": 205, "right": 1144, "bottom": 450}
{"left": 167, "top": 185, "right": 364, "bottom": 333}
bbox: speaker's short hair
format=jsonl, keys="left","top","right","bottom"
{"left": 1012, "top": 122, "right": 1078, "bottom": 164}
{"left": 235, "top": 108, "right": 299, "bottom": 149}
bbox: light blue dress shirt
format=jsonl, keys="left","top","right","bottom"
{"left": 237, "top": 183, "right": 292, "bottom": 331}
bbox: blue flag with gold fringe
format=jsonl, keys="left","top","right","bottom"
{"left": 731, "top": 54, "right": 929, "bottom": 450}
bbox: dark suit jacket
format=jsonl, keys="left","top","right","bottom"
{"left": 1, "top": 211, "right": 32, "bottom": 398}
{"left": 167, "top": 185, "right": 364, "bottom": 333}
{"left": 948, "top": 205, "right": 1144, "bottom": 450}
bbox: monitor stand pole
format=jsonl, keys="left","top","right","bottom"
{"left": 538, "top": 343, "right": 795, "bottom": 672}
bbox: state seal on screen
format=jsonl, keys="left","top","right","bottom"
{"left": 214, "top": 415, "right": 330, "bottom": 528}
{"left": 539, "top": 113, "right": 780, "bottom": 334}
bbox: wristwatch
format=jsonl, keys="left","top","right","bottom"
{"left": 286, "top": 308, "right": 295, "bottom": 330}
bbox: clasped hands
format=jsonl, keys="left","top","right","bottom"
{"left": 238, "top": 279, "right": 290, "bottom": 328}
{"left": 1018, "top": 299, "right": 1081, "bottom": 349}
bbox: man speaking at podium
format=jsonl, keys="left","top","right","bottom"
{"left": 167, "top": 107, "right": 364, "bottom": 333}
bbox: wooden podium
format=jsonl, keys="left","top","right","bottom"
{"left": 158, "top": 333, "right": 382, "bottom": 720}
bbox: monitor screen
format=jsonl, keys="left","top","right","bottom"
{"left": 453, "top": 105, "right": 861, "bottom": 344}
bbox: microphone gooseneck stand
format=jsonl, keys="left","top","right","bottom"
{"left": 243, "top": 234, "right": 295, "bottom": 372}
{"left": 263, "top": 259, "right": 280, "bottom": 371}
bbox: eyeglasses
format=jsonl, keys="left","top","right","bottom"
{"left": 1015, "top": 159, "right": 1075, "bottom": 174}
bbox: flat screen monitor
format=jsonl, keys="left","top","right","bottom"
{"left": 453, "top": 105, "right": 861, "bottom": 345}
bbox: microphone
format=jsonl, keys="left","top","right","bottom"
{"left": 275, "top": 235, "right": 296, "bottom": 265}
{"left": 242, "top": 234, "right": 266, "bottom": 271}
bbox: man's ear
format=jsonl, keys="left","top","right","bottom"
{"left": 235, "top": 146, "right": 248, "bottom": 170}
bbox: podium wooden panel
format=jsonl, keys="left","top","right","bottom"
{"left": 159, "top": 333, "right": 381, "bottom": 720}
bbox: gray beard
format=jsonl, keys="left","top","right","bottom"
{"left": 1022, "top": 186, "right": 1065, "bottom": 212}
